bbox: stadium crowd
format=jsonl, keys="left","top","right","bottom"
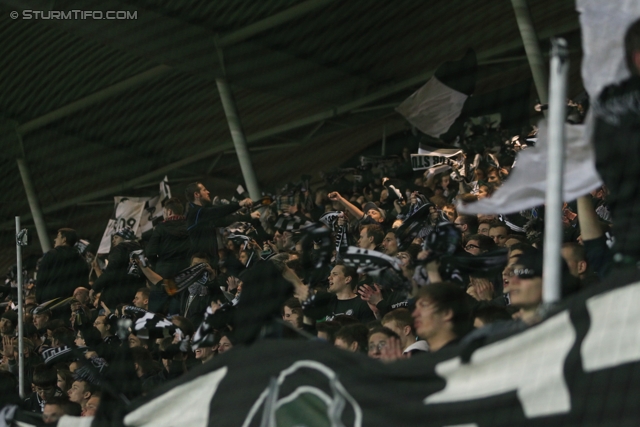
{"left": 1, "top": 16, "right": 639, "bottom": 426}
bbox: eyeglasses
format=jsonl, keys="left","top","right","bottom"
{"left": 369, "top": 342, "right": 387, "bottom": 352}
{"left": 513, "top": 268, "right": 537, "bottom": 279}
{"left": 465, "top": 244, "right": 480, "bottom": 251}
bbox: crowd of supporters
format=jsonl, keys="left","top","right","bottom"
{"left": 4, "top": 16, "right": 640, "bottom": 424}
{"left": 0, "top": 123, "right": 613, "bottom": 423}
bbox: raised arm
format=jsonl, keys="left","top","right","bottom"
{"left": 577, "top": 195, "right": 603, "bottom": 241}
{"left": 328, "top": 191, "right": 364, "bottom": 219}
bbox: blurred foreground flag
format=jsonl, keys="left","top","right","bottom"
{"left": 457, "top": 120, "right": 602, "bottom": 215}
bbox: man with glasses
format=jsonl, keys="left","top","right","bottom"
{"left": 25, "top": 364, "right": 63, "bottom": 413}
{"left": 93, "top": 315, "right": 118, "bottom": 345}
{"left": 464, "top": 234, "right": 497, "bottom": 256}
{"left": 509, "top": 251, "right": 580, "bottom": 325}
{"left": 453, "top": 215, "right": 478, "bottom": 245}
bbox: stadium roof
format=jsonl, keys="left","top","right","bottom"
{"left": 0, "top": 0, "right": 583, "bottom": 268}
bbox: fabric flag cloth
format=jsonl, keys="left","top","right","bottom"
{"left": 411, "top": 143, "right": 464, "bottom": 172}
{"left": 396, "top": 49, "right": 477, "bottom": 138}
{"left": 120, "top": 275, "right": 640, "bottom": 427}
{"left": 98, "top": 177, "right": 171, "bottom": 254}
{"left": 576, "top": 0, "right": 640, "bottom": 100}
{"left": 457, "top": 119, "right": 602, "bottom": 215}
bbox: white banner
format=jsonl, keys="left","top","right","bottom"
{"left": 396, "top": 76, "right": 468, "bottom": 138}
{"left": 97, "top": 177, "right": 171, "bottom": 254}
{"left": 457, "top": 120, "right": 602, "bottom": 215}
{"left": 577, "top": 0, "right": 640, "bottom": 100}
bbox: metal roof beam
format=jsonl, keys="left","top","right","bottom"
{"left": 217, "top": 0, "right": 338, "bottom": 47}
{"left": 18, "top": 65, "right": 172, "bottom": 135}
{"left": 0, "top": 0, "right": 372, "bottom": 106}
{"left": 0, "top": 21, "right": 579, "bottom": 228}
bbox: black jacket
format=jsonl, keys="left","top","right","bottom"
{"left": 36, "top": 245, "right": 88, "bottom": 303}
{"left": 594, "top": 75, "right": 640, "bottom": 258}
{"left": 146, "top": 217, "right": 191, "bottom": 278}
{"left": 186, "top": 202, "right": 251, "bottom": 260}
{"left": 93, "top": 241, "right": 146, "bottom": 309}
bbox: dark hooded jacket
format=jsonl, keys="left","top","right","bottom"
{"left": 36, "top": 245, "right": 88, "bottom": 303}
{"left": 594, "top": 75, "right": 640, "bottom": 258}
{"left": 93, "top": 241, "right": 146, "bottom": 309}
{"left": 186, "top": 202, "right": 251, "bottom": 261}
{"left": 146, "top": 216, "right": 191, "bottom": 278}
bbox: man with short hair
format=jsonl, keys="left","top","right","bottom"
{"left": 367, "top": 327, "right": 400, "bottom": 359}
{"left": 382, "top": 308, "right": 428, "bottom": 354}
{"left": 132, "top": 288, "right": 150, "bottom": 311}
{"left": 561, "top": 242, "right": 599, "bottom": 288}
{"left": 489, "top": 223, "right": 509, "bottom": 247}
{"left": 442, "top": 204, "right": 457, "bottom": 223}
{"left": 0, "top": 310, "right": 17, "bottom": 338}
{"left": 93, "top": 315, "right": 117, "bottom": 344}
{"left": 72, "top": 287, "right": 91, "bottom": 306}
{"left": 36, "top": 228, "right": 88, "bottom": 303}
{"left": 464, "top": 234, "right": 497, "bottom": 256}
{"left": 477, "top": 221, "right": 492, "bottom": 236}
{"left": 358, "top": 224, "right": 384, "bottom": 250}
{"left": 454, "top": 215, "right": 478, "bottom": 244}
{"left": 33, "top": 309, "right": 51, "bottom": 336}
{"left": 334, "top": 324, "right": 368, "bottom": 353}
{"left": 300, "top": 263, "right": 375, "bottom": 324}
{"left": 81, "top": 392, "right": 101, "bottom": 417}
{"left": 282, "top": 298, "right": 303, "bottom": 330}
{"left": 185, "top": 182, "right": 258, "bottom": 261}
{"left": 43, "top": 396, "right": 81, "bottom": 423}
{"left": 25, "top": 364, "right": 62, "bottom": 413}
{"left": 381, "top": 231, "right": 399, "bottom": 256}
{"left": 412, "top": 282, "right": 473, "bottom": 352}
{"left": 67, "top": 380, "right": 95, "bottom": 411}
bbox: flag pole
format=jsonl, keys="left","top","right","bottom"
{"left": 15, "top": 217, "right": 26, "bottom": 398}
{"left": 511, "top": 0, "right": 548, "bottom": 106}
{"left": 542, "top": 38, "right": 569, "bottom": 304}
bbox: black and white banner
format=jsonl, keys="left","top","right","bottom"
{"left": 98, "top": 177, "right": 171, "bottom": 254}
{"left": 411, "top": 145, "right": 464, "bottom": 172}
{"left": 396, "top": 49, "right": 477, "bottom": 139}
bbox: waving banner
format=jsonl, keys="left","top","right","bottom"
{"left": 98, "top": 177, "right": 171, "bottom": 254}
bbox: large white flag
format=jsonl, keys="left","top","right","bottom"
{"left": 396, "top": 76, "right": 469, "bottom": 138}
{"left": 457, "top": 120, "right": 602, "bottom": 215}
{"left": 457, "top": 0, "right": 640, "bottom": 216}
{"left": 396, "top": 49, "right": 477, "bottom": 139}
{"left": 97, "top": 177, "right": 171, "bottom": 254}
{"left": 577, "top": 0, "right": 640, "bottom": 100}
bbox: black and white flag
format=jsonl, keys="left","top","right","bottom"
{"left": 98, "top": 176, "right": 171, "bottom": 254}
{"left": 411, "top": 144, "right": 464, "bottom": 172}
{"left": 397, "top": 49, "right": 477, "bottom": 139}
{"left": 120, "top": 275, "right": 640, "bottom": 427}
